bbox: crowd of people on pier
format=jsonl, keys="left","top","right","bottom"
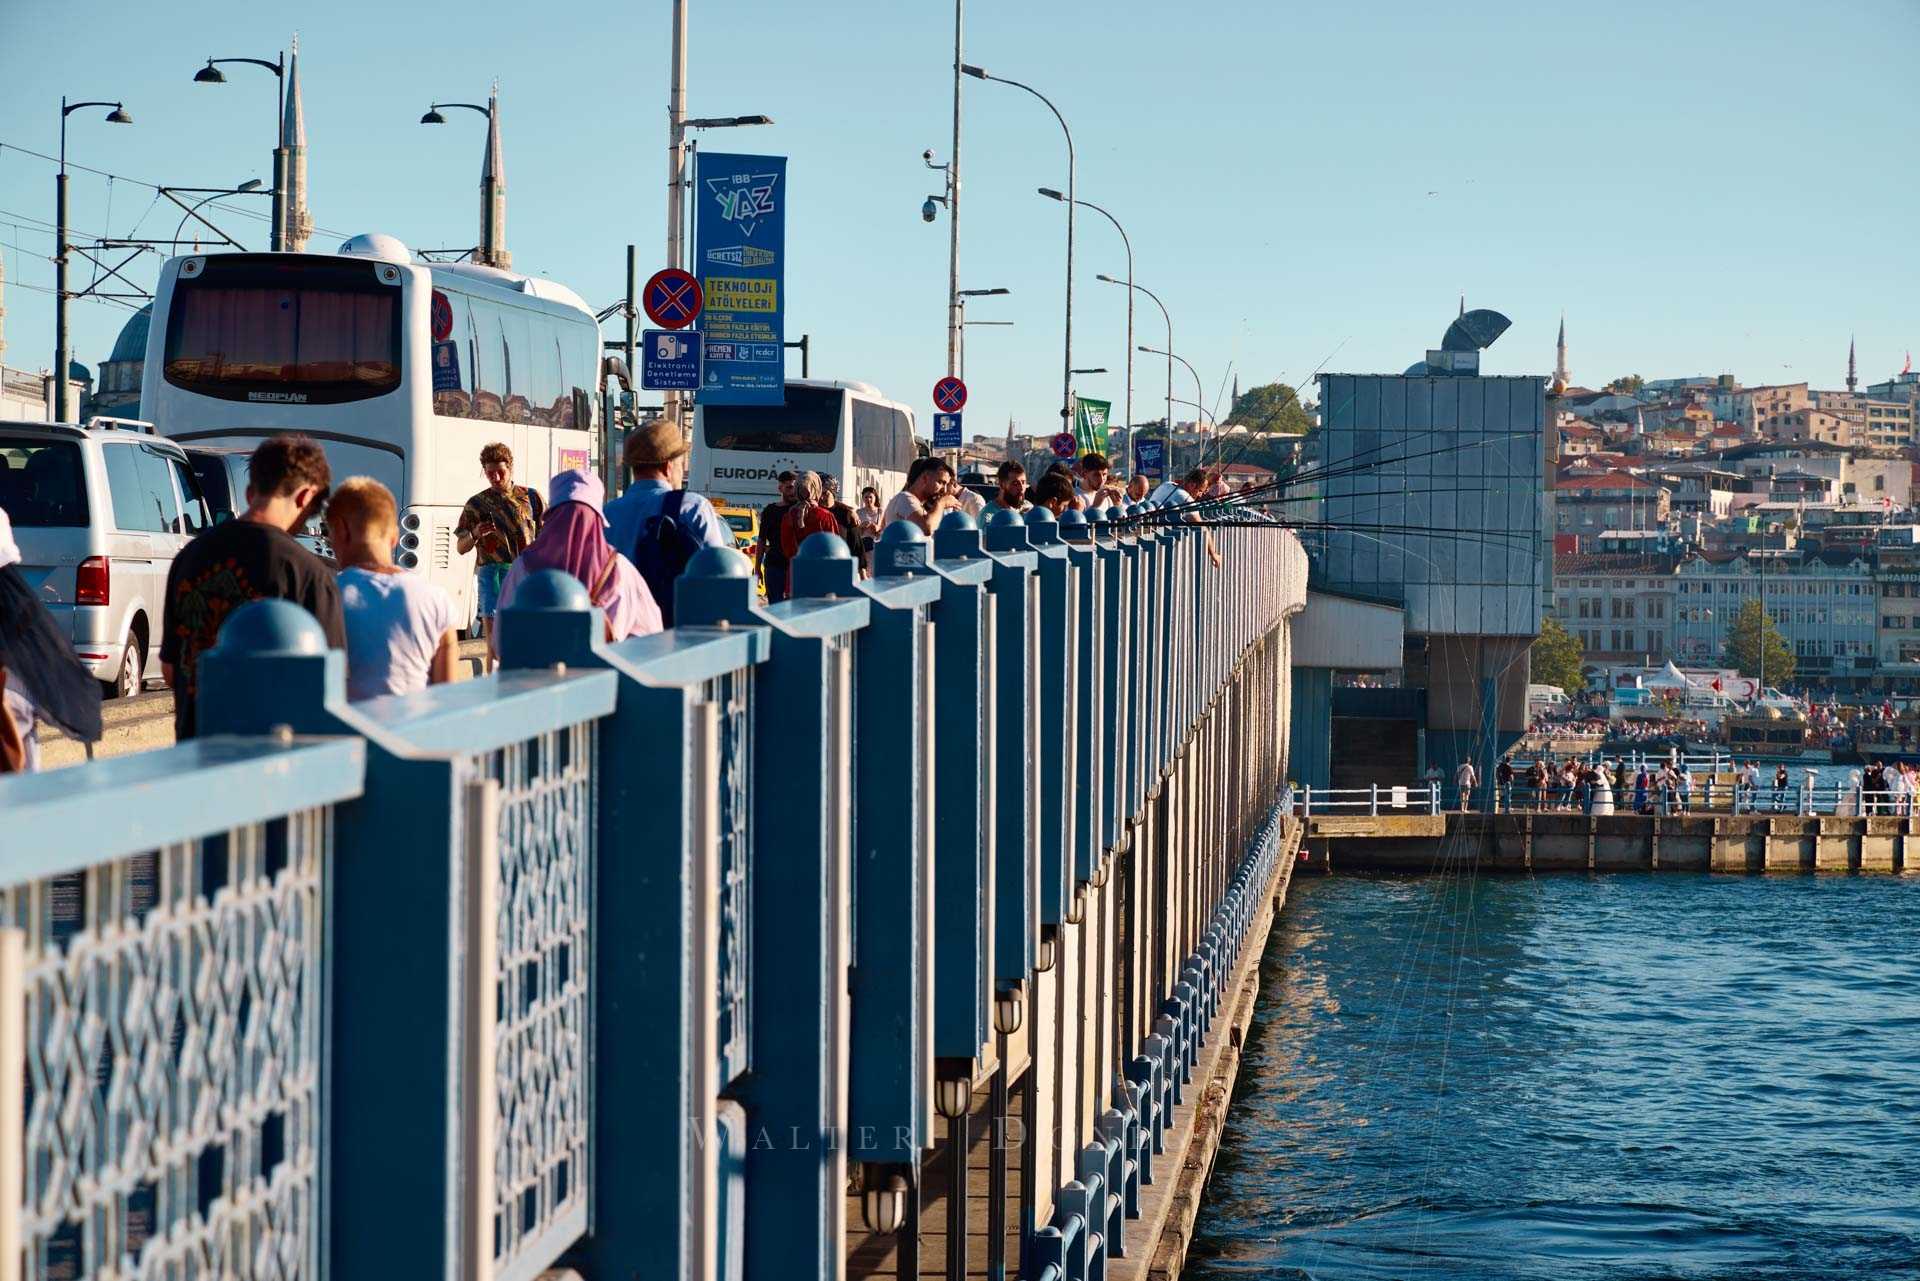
{"left": 1481, "top": 756, "right": 1920, "bottom": 817}
{"left": 0, "top": 431, "right": 1233, "bottom": 773}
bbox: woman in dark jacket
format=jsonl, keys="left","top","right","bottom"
{"left": 0, "top": 506, "right": 102, "bottom": 771}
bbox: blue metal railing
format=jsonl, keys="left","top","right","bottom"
{"left": 0, "top": 504, "right": 1310, "bottom": 1281}
{"left": 0, "top": 735, "right": 366, "bottom": 1281}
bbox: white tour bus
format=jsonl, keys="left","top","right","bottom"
{"left": 691, "top": 378, "right": 918, "bottom": 513}
{"left": 140, "top": 234, "right": 602, "bottom": 625}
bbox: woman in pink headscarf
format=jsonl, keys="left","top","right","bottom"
{"left": 493, "top": 470, "right": 663, "bottom": 648}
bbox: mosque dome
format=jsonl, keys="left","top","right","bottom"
{"left": 109, "top": 304, "right": 152, "bottom": 364}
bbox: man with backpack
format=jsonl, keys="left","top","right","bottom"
{"left": 603, "top": 420, "right": 733, "bottom": 626}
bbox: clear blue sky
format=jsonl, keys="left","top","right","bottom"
{"left": 3, "top": 0, "right": 1916, "bottom": 435}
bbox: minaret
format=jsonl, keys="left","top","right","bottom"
{"left": 1004, "top": 414, "right": 1015, "bottom": 461}
{"left": 282, "top": 36, "right": 312, "bottom": 252}
{"left": 1551, "top": 313, "right": 1571, "bottom": 394}
{"left": 1846, "top": 335, "right": 1857, "bottom": 393}
{"left": 1230, "top": 373, "right": 1240, "bottom": 419}
{"left": 480, "top": 83, "right": 509, "bottom": 269}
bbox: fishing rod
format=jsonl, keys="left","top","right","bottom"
{"left": 1110, "top": 430, "right": 1535, "bottom": 529}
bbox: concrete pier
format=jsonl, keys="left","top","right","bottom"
{"left": 1304, "top": 812, "right": 1920, "bottom": 873}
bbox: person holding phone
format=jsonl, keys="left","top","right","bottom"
{"left": 455, "top": 442, "right": 544, "bottom": 659}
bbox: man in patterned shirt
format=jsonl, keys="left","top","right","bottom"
{"left": 456, "top": 442, "right": 544, "bottom": 656}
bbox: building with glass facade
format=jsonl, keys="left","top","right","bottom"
{"left": 1313, "top": 373, "right": 1548, "bottom": 636}
{"left": 1304, "top": 366, "right": 1549, "bottom": 787}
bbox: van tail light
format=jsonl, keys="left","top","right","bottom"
{"left": 76, "top": 556, "right": 110, "bottom": 606}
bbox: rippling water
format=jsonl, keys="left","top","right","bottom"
{"left": 1187, "top": 872, "right": 1920, "bottom": 1280}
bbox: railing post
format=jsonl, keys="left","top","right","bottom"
{"left": 928, "top": 513, "right": 997, "bottom": 1066}
{"left": 1028, "top": 506, "right": 1079, "bottom": 931}
{"left": 0, "top": 927, "right": 21, "bottom": 1281}
{"left": 928, "top": 511, "right": 998, "bottom": 1281}
{"left": 727, "top": 535, "right": 870, "bottom": 1281}
{"left": 982, "top": 509, "right": 1041, "bottom": 993}
{"left": 1370, "top": 784, "right": 1379, "bottom": 817}
{"left": 197, "top": 602, "right": 462, "bottom": 1279}
{"left": 501, "top": 555, "right": 770, "bottom": 1281}
{"left": 842, "top": 523, "right": 943, "bottom": 1271}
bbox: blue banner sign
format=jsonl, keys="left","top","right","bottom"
{"left": 694, "top": 152, "right": 787, "bottom": 406}
{"left": 641, "top": 329, "right": 703, "bottom": 391}
{"left": 933, "top": 412, "right": 962, "bottom": 448}
{"left": 1133, "top": 436, "right": 1165, "bottom": 479}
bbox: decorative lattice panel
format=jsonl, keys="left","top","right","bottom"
{"left": 12, "top": 812, "right": 326, "bottom": 1280}
{"left": 466, "top": 722, "right": 594, "bottom": 1274}
{"left": 711, "top": 668, "right": 754, "bottom": 1087}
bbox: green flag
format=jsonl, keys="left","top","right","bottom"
{"left": 1074, "top": 397, "right": 1112, "bottom": 455}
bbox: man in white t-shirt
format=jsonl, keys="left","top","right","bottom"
{"left": 882, "top": 457, "right": 959, "bottom": 534}
{"left": 1454, "top": 759, "right": 1478, "bottom": 811}
{"left": 325, "top": 478, "right": 461, "bottom": 701}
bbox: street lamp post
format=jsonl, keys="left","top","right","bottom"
{"left": 963, "top": 64, "right": 1075, "bottom": 430}
{"left": 954, "top": 286, "right": 1008, "bottom": 394}
{"left": 173, "top": 178, "right": 265, "bottom": 247}
{"left": 958, "top": 319, "right": 1014, "bottom": 382}
{"left": 1141, "top": 344, "right": 1205, "bottom": 476}
{"left": 1100, "top": 274, "right": 1171, "bottom": 464}
{"left": 193, "top": 53, "right": 286, "bottom": 250}
{"left": 947, "top": 0, "right": 965, "bottom": 387}
{"left": 1044, "top": 191, "right": 1131, "bottom": 442}
{"left": 55, "top": 96, "right": 132, "bottom": 423}
{"left": 661, "top": 2, "right": 773, "bottom": 437}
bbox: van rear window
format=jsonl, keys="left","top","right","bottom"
{"left": 0, "top": 439, "right": 89, "bottom": 527}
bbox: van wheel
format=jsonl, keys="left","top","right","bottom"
{"left": 106, "top": 637, "right": 143, "bottom": 699}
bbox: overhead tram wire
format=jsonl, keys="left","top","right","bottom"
{"left": 0, "top": 139, "right": 352, "bottom": 243}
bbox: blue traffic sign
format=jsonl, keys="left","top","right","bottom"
{"left": 641, "top": 329, "right": 703, "bottom": 391}
{"left": 933, "top": 376, "right": 968, "bottom": 413}
{"left": 932, "top": 412, "right": 962, "bottom": 448}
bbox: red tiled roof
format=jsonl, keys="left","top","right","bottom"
{"left": 1556, "top": 470, "right": 1657, "bottom": 491}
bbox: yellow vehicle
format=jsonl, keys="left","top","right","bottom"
{"left": 715, "top": 502, "right": 759, "bottom": 558}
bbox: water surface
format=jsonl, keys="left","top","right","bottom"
{"left": 1188, "top": 871, "right": 1920, "bottom": 1280}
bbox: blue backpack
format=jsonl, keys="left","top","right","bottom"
{"left": 629, "top": 490, "right": 694, "bottom": 626}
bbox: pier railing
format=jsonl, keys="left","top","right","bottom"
{"left": 1490, "top": 783, "right": 1909, "bottom": 818}
{"left": 0, "top": 504, "right": 1309, "bottom": 1281}
{"left": 1298, "top": 783, "right": 1442, "bottom": 816}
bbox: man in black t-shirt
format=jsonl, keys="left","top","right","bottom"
{"left": 161, "top": 434, "right": 346, "bottom": 739}
{"left": 756, "top": 470, "right": 798, "bottom": 602}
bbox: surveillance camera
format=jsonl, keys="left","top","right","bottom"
{"left": 923, "top": 148, "right": 935, "bottom": 163}
{"left": 922, "top": 199, "right": 939, "bottom": 223}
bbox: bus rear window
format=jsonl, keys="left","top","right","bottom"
{"left": 0, "top": 439, "right": 88, "bottom": 527}
{"left": 702, "top": 385, "right": 842, "bottom": 453}
{"left": 163, "top": 258, "right": 402, "bottom": 404}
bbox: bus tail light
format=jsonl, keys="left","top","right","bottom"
{"left": 401, "top": 511, "right": 423, "bottom": 532}
{"left": 76, "top": 556, "right": 110, "bottom": 606}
